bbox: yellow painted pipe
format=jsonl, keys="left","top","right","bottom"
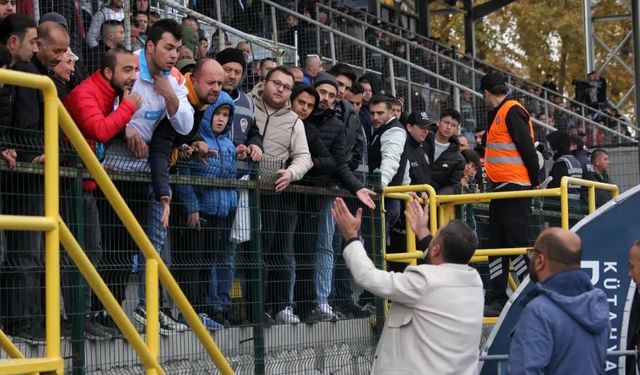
{"left": 508, "top": 274, "right": 518, "bottom": 291}
{"left": 0, "top": 330, "right": 25, "bottom": 360}
{"left": 560, "top": 178, "right": 569, "bottom": 229}
{"left": 146, "top": 259, "right": 159, "bottom": 375}
{"left": 58, "top": 220, "right": 166, "bottom": 375}
{"left": 0, "top": 358, "right": 63, "bottom": 375}
{"left": 0, "top": 215, "right": 56, "bottom": 231}
{"left": 470, "top": 256, "right": 489, "bottom": 263}
{"left": 588, "top": 186, "right": 596, "bottom": 213}
{"left": 435, "top": 188, "right": 562, "bottom": 203}
{"left": 43, "top": 79, "right": 61, "bottom": 367}
{"left": 58, "top": 104, "right": 235, "bottom": 374}
{"left": 474, "top": 248, "right": 529, "bottom": 257}
{"left": 483, "top": 317, "right": 499, "bottom": 324}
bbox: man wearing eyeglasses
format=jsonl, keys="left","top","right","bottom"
{"left": 422, "top": 108, "right": 465, "bottom": 195}
{"left": 250, "top": 66, "right": 312, "bottom": 324}
{"left": 508, "top": 228, "right": 610, "bottom": 374}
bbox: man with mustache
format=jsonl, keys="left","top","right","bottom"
{"left": 64, "top": 47, "right": 141, "bottom": 339}
{"left": 304, "top": 72, "right": 375, "bottom": 321}
{"left": 3, "top": 16, "right": 69, "bottom": 344}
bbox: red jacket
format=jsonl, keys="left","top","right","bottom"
{"left": 64, "top": 70, "right": 137, "bottom": 191}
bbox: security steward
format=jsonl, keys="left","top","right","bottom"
{"left": 480, "top": 72, "right": 540, "bottom": 317}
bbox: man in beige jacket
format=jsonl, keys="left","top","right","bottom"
{"left": 250, "top": 66, "right": 312, "bottom": 324}
{"left": 333, "top": 197, "right": 484, "bottom": 374}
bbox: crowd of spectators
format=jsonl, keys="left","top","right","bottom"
{"left": 0, "top": 0, "right": 619, "bottom": 346}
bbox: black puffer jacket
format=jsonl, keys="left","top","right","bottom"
{"left": 334, "top": 99, "right": 365, "bottom": 172}
{"left": 306, "top": 108, "right": 364, "bottom": 194}
{"left": 423, "top": 128, "right": 465, "bottom": 194}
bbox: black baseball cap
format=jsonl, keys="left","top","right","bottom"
{"left": 480, "top": 71, "right": 506, "bottom": 92}
{"left": 407, "top": 111, "right": 435, "bottom": 128}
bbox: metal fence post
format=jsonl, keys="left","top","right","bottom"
{"left": 250, "top": 173, "right": 265, "bottom": 375}
{"left": 406, "top": 41, "right": 412, "bottom": 113}
{"left": 330, "top": 33, "right": 337, "bottom": 65}
{"left": 71, "top": 164, "right": 86, "bottom": 375}
{"left": 388, "top": 57, "right": 396, "bottom": 97}
{"left": 124, "top": 0, "right": 131, "bottom": 50}
{"left": 146, "top": 258, "right": 159, "bottom": 375}
{"left": 315, "top": 3, "right": 321, "bottom": 56}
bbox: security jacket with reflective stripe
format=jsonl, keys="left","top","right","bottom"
{"left": 548, "top": 154, "right": 583, "bottom": 201}
{"left": 484, "top": 98, "right": 539, "bottom": 187}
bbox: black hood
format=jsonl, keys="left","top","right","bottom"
{"left": 546, "top": 130, "right": 571, "bottom": 160}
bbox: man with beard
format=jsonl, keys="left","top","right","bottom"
{"left": 305, "top": 72, "right": 375, "bottom": 321}
{"left": 64, "top": 47, "right": 141, "bottom": 339}
{"left": 332, "top": 197, "right": 483, "bottom": 374}
{"left": 3, "top": 18, "right": 69, "bottom": 343}
{"left": 215, "top": 48, "right": 262, "bottom": 157}
{"left": 101, "top": 19, "right": 193, "bottom": 334}
{"left": 508, "top": 228, "right": 610, "bottom": 374}
{"left": 250, "top": 66, "right": 312, "bottom": 324}
{"left": 86, "top": 19, "right": 125, "bottom": 73}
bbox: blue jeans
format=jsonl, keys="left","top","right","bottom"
{"left": 206, "top": 239, "right": 237, "bottom": 310}
{"left": 314, "top": 198, "right": 335, "bottom": 306}
{"left": 137, "top": 186, "right": 170, "bottom": 308}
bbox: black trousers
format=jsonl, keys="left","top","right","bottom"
{"left": 486, "top": 186, "right": 531, "bottom": 303}
{"left": 261, "top": 194, "right": 298, "bottom": 315}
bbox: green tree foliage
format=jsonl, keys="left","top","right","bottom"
{"left": 429, "top": 0, "right": 633, "bottom": 114}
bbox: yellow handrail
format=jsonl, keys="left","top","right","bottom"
{"left": 0, "top": 69, "right": 61, "bottom": 373}
{"left": 58, "top": 102, "right": 234, "bottom": 373}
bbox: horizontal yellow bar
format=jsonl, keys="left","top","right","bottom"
{"left": 470, "top": 256, "right": 489, "bottom": 263}
{"left": 0, "top": 69, "right": 58, "bottom": 92}
{"left": 383, "top": 184, "right": 437, "bottom": 195}
{"left": 385, "top": 252, "right": 423, "bottom": 261}
{"left": 563, "top": 176, "right": 619, "bottom": 195}
{"left": 0, "top": 215, "right": 56, "bottom": 231}
{"left": 437, "top": 188, "right": 562, "bottom": 204}
{"left": 0, "top": 358, "right": 63, "bottom": 375}
{"left": 483, "top": 317, "right": 499, "bottom": 324}
{"left": 386, "top": 248, "right": 529, "bottom": 262}
{"left": 474, "top": 248, "right": 529, "bottom": 257}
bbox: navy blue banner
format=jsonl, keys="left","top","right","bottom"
{"left": 480, "top": 185, "right": 640, "bottom": 375}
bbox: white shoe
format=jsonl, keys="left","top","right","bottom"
{"left": 159, "top": 309, "right": 188, "bottom": 332}
{"left": 313, "top": 303, "right": 339, "bottom": 322}
{"left": 275, "top": 306, "right": 300, "bottom": 325}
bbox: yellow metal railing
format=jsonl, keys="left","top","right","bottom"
{"left": 0, "top": 69, "right": 63, "bottom": 374}
{"left": 0, "top": 69, "right": 234, "bottom": 374}
{"left": 381, "top": 177, "right": 619, "bottom": 322}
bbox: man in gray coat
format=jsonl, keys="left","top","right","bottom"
{"left": 333, "top": 197, "right": 484, "bottom": 374}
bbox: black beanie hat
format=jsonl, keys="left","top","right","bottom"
{"left": 215, "top": 48, "right": 246, "bottom": 68}
{"left": 313, "top": 72, "right": 339, "bottom": 91}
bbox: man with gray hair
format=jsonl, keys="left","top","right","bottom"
{"left": 303, "top": 54, "right": 323, "bottom": 84}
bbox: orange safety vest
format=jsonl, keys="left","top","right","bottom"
{"left": 485, "top": 100, "right": 534, "bottom": 185}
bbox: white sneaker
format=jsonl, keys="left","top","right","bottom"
{"left": 275, "top": 306, "right": 300, "bottom": 325}
{"left": 313, "top": 303, "right": 339, "bottom": 322}
{"left": 159, "top": 309, "right": 188, "bottom": 332}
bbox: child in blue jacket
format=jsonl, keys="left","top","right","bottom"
{"left": 175, "top": 91, "right": 238, "bottom": 329}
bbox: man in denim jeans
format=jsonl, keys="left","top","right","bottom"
{"left": 305, "top": 72, "right": 375, "bottom": 321}
{"left": 101, "top": 19, "right": 194, "bottom": 334}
